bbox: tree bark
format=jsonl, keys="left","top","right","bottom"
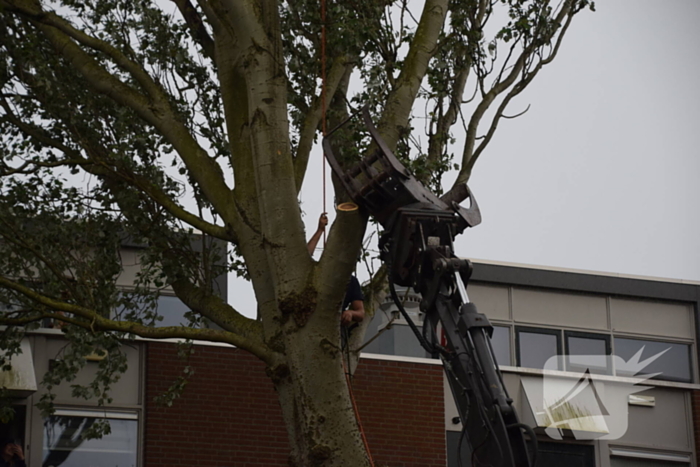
{"left": 275, "top": 324, "right": 371, "bottom": 466}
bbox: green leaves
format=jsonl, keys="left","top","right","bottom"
{"left": 0, "top": 0, "right": 592, "bottom": 447}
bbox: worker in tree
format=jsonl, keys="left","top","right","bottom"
{"left": 307, "top": 213, "right": 365, "bottom": 326}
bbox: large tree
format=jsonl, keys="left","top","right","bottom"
{"left": 0, "top": 0, "right": 592, "bottom": 465}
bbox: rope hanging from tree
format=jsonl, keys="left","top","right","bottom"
{"left": 320, "top": 0, "right": 328, "bottom": 246}
{"left": 321, "top": 3, "right": 375, "bottom": 466}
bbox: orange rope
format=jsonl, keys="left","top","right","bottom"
{"left": 342, "top": 354, "right": 376, "bottom": 467}
{"left": 322, "top": 7, "right": 374, "bottom": 462}
{"left": 320, "top": 0, "right": 328, "bottom": 246}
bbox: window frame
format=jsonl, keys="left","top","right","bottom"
{"left": 564, "top": 330, "right": 612, "bottom": 375}
{"left": 489, "top": 324, "right": 513, "bottom": 367}
{"left": 611, "top": 335, "right": 694, "bottom": 384}
{"left": 515, "top": 326, "right": 563, "bottom": 370}
{"left": 42, "top": 408, "right": 140, "bottom": 467}
{"left": 112, "top": 291, "right": 206, "bottom": 329}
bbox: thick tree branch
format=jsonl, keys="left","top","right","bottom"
{"left": 215, "top": 0, "right": 264, "bottom": 44}
{"left": 425, "top": 0, "right": 491, "bottom": 167}
{"left": 0, "top": 275, "right": 277, "bottom": 364}
{"left": 111, "top": 169, "right": 234, "bottom": 242}
{"left": 194, "top": 0, "right": 223, "bottom": 35}
{"left": 317, "top": 209, "right": 367, "bottom": 296}
{"left": 293, "top": 56, "right": 353, "bottom": 193}
{"left": 377, "top": 0, "right": 449, "bottom": 150}
{"left": 213, "top": 0, "right": 314, "bottom": 310}
{"left": 170, "top": 278, "right": 265, "bottom": 349}
{"left": 427, "top": 66, "right": 471, "bottom": 167}
{"left": 0, "top": 311, "right": 71, "bottom": 327}
{"left": 170, "top": 0, "right": 217, "bottom": 64}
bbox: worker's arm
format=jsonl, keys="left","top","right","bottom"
{"left": 341, "top": 299, "right": 365, "bottom": 325}
{"left": 307, "top": 213, "right": 328, "bottom": 255}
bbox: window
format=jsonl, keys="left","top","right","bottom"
{"left": 490, "top": 326, "right": 512, "bottom": 367}
{"left": 516, "top": 327, "right": 562, "bottom": 370}
{"left": 114, "top": 293, "right": 202, "bottom": 328}
{"left": 155, "top": 295, "right": 196, "bottom": 327}
{"left": 537, "top": 441, "right": 595, "bottom": 467}
{"left": 613, "top": 337, "right": 692, "bottom": 383}
{"left": 43, "top": 410, "right": 138, "bottom": 467}
{"left": 565, "top": 331, "right": 611, "bottom": 375}
{"left": 0, "top": 405, "right": 26, "bottom": 450}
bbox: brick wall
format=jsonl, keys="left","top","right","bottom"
{"left": 144, "top": 343, "right": 446, "bottom": 466}
{"left": 350, "top": 358, "right": 447, "bottom": 467}
{"left": 693, "top": 390, "right": 700, "bottom": 459}
{"left": 144, "top": 343, "right": 289, "bottom": 466}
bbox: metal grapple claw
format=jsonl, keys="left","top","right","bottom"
{"left": 322, "top": 107, "right": 481, "bottom": 233}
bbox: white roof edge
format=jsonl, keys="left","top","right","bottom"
{"left": 359, "top": 352, "right": 442, "bottom": 365}
{"left": 468, "top": 258, "right": 700, "bottom": 286}
{"left": 31, "top": 328, "right": 239, "bottom": 348}
{"left": 32, "top": 329, "right": 445, "bottom": 365}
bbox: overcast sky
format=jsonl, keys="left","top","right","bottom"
{"left": 233, "top": 0, "right": 700, "bottom": 317}
{"left": 453, "top": 0, "right": 700, "bottom": 282}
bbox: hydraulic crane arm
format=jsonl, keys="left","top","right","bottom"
{"left": 323, "top": 108, "right": 537, "bottom": 467}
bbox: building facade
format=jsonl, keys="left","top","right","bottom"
{"left": 364, "top": 260, "right": 700, "bottom": 467}
{"left": 1, "top": 258, "right": 699, "bottom": 466}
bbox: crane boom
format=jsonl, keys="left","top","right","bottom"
{"left": 323, "top": 108, "right": 537, "bottom": 467}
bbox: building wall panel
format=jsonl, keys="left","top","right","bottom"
{"left": 621, "top": 388, "right": 691, "bottom": 451}
{"left": 469, "top": 284, "right": 511, "bottom": 321}
{"left": 610, "top": 298, "right": 693, "bottom": 339}
{"left": 40, "top": 336, "right": 142, "bottom": 406}
{"left": 512, "top": 288, "right": 608, "bottom": 330}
